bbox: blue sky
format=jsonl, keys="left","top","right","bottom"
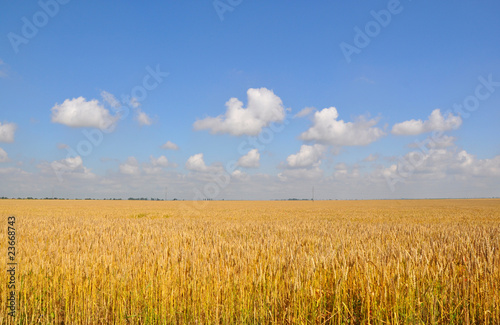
{"left": 1, "top": 0, "right": 500, "bottom": 200}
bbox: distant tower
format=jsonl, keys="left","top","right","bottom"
{"left": 164, "top": 186, "right": 168, "bottom": 201}
{"left": 312, "top": 186, "right": 315, "bottom": 201}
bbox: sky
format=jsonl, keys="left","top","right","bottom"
{"left": 1, "top": 0, "right": 500, "bottom": 201}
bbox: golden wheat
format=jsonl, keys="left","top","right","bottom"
{"left": 0, "top": 199, "right": 498, "bottom": 324}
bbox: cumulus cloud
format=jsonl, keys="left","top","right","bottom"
{"left": 1, "top": 148, "right": 499, "bottom": 200}
{"left": 286, "top": 144, "right": 326, "bottom": 168}
{"left": 143, "top": 155, "right": 176, "bottom": 174}
{"left": 135, "top": 109, "right": 153, "bottom": 126}
{"left": 392, "top": 109, "right": 462, "bottom": 136}
{"left": 46, "top": 156, "right": 96, "bottom": 180}
{"left": 381, "top": 137, "right": 500, "bottom": 193}
{"left": 450, "top": 151, "right": 500, "bottom": 177}
{"left": 161, "top": 141, "right": 179, "bottom": 150}
{"left": 278, "top": 144, "right": 326, "bottom": 181}
{"left": 300, "top": 107, "right": 385, "bottom": 146}
{"left": 237, "top": 149, "right": 260, "bottom": 168}
{"left": 294, "top": 107, "right": 316, "bottom": 118}
{"left": 52, "top": 156, "right": 84, "bottom": 170}
{"left": 51, "top": 97, "right": 118, "bottom": 129}
{"left": 193, "top": 88, "right": 286, "bottom": 136}
{"left": 150, "top": 155, "right": 169, "bottom": 167}
{"left": 231, "top": 169, "right": 249, "bottom": 181}
{"left": 185, "top": 153, "right": 209, "bottom": 172}
{"left": 0, "top": 148, "right": 8, "bottom": 162}
{"left": 0, "top": 122, "right": 17, "bottom": 143}
{"left": 119, "top": 157, "right": 140, "bottom": 176}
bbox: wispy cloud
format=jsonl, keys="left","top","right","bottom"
{"left": 293, "top": 107, "right": 316, "bottom": 118}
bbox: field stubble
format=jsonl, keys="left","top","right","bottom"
{"left": 0, "top": 199, "right": 499, "bottom": 324}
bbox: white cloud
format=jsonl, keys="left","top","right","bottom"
{"left": 278, "top": 165, "right": 323, "bottom": 181}
{"left": 331, "top": 162, "right": 362, "bottom": 179}
{"left": 0, "top": 122, "right": 17, "bottom": 143}
{"left": 452, "top": 151, "right": 500, "bottom": 177}
{"left": 392, "top": 109, "right": 462, "bottom": 136}
{"left": 382, "top": 141, "right": 500, "bottom": 190}
{"left": 300, "top": 107, "right": 385, "bottom": 146}
{"left": 363, "top": 154, "right": 379, "bottom": 162}
{"left": 119, "top": 157, "right": 140, "bottom": 176}
{"left": 100, "top": 91, "right": 121, "bottom": 109}
{"left": 408, "top": 135, "right": 456, "bottom": 150}
{"left": 119, "top": 156, "right": 176, "bottom": 176}
{"left": 294, "top": 107, "right": 316, "bottom": 118}
{"left": 143, "top": 155, "right": 176, "bottom": 174}
{"left": 286, "top": 144, "right": 326, "bottom": 168}
{"left": 135, "top": 109, "right": 153, "bottom": 126}
{"left": 333, "top": 163, "right": 361, "bottom": 179}
{"left": 237, "top": 149, "right": 260, "bottom": 168}
{"left": 185, "top": 153, "right": 209, "bottom": 172}
{"left": 0, "top": 148, "right": 8, "bottom": 162}
{"left": 432, "top": 135, "right": 456, "bottom": 148}
{"left": 335, "top": 162, "right": 348, "bottom": 171}
{"left": 130, "top": 97, "right": 141, "bottom": 108}
{"left": 0, "top": 167, "right": 26, "bottom": 176}
{"left": 150, "top": 155, "right": 169, "bottom": 167}
{"left": 51, "top": 97, "right": 118, "bottom": 129}
{"left": 278, "top": 144, "right": 326, "bottom": 181}
{"left": 161, "top": 141, "right": 179, "bottom": 150}
{"left": 1, "top": 147, "right": 500, "bottom": 200}
{"left": 51, "top": 156, "right": 83, "bottom": 170}
{"left": 47, "top": 156, "right": 96, "bottom": 179}
{"left": 231, "top": 169, "right": 249, "bottom": 181}
{"left": 193, "top": 88, "right": 286, "bottom": 136}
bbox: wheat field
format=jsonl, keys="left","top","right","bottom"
{"left": 0, "top": 199, "right": 499, "bottom": 324}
